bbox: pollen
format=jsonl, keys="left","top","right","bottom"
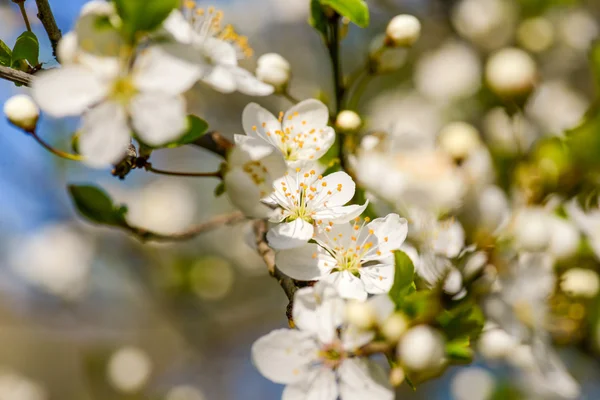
{"left": 369, "top": 229, "right": 374, "bottom": 235}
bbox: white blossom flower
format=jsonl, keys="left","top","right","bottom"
{"left": 162, "top": 5, "right": 273, "bottom": 95}
{"left": 224, "top": 134, "right": 287, "bottom": 218}
{"left": 566, "top": 198, "right": 600, "bottom": 260}
{"left": 265, "top": 169, "right": 367, "bottom": 249}
{"left": 252, "top": 282, "right": 393, "bottom": 400}
{"left": 33, "top": 46, "right": 200, "bottom": 167}
{"left": 276, "top": 214, "right": 407, "bottom": 300}
{"left": 242, "top": 99, "right": 336, "bottom": 167}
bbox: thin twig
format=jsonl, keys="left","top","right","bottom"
{"left": 30, "top": 130, "right": 84, "bottom": 161}
{"left": 145, "top": 164, "right": 222, "bottom": 179}
{"left": 253, "top": 219, "right": 298, "bottom": 324}
{"left": 15, "top": 1, "right": 32, "bottom": 32}
{"left": 126, "top": 211, "right": 245, "bottom": 242}
{"left": 281, "top": 91, "right": 301, "bottom": 105}
{"left": 34, "top": 0, "right": 62, "bottom": 58}
{"left": 0, "top": 65, "right": 34, "bottom": 86}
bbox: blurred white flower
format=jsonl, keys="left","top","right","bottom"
{"left": 414, "top": 41, "right": 481, "bottom": 102}
{"left": 241, "top": 99, "right": 335, "bottom": 167}
{"left": 485, "top": 48, "right": 537, "bottom": 96}
{"left": 9, "top": 223, "right": 94, "bottom": 301}
{"left": 33, "top": 46, "right": 199, "bottom": 167}
{"left": 547, "top": 216, "right": 580, "bottom": 260}
{"left": 451, "top": 0, "right": 516, "bottom": 50}
{"left": 526, "top": 80, "right": 588, "bottom": 136}
{"left": 166, "top": 385, "right": 206, "bottom": 400}
{"left": 482, "top": 107, "right": 538, "bottom": 154}
{"left": 438, "top": 122, "right": 482, "bottom": 160}
{"left": 386, "top": 14, "right": 421, "bottom": 47}
{"left": 3, "top": 94, "right": 39, "bottom": 132}
{"left": 557, "top": 9, "right": 599, "bottom": 51}
{"left": 190, "top": 256, "right": 235, "bottom": 301}
{"left": 265, "top": 169, "right": 367, "bottom": 249}
{"left": 126, "top": 179, "right": 197, "bottom": 235}
{"left": 477, "top": 326, "right": 518, "bottom": 360}
{"left": 512, "top": 207, "right": 552, "bottom": 252}
{"left": 252, "top": 282, "right": 393, "bottom": 400}
{"left": 517, "top": 17, "right": 555, "bottom": 53}
{"left": 276, "top": 214, "right": 407, "bottom": 300}
{"left": 335, "top": 110, "right": 362, "bottom": 133}
{"left": 566, "top": 198, "right": 600, "bottom": 261}
{"left": 451, "top": 367, "right": 495, "bottom": 400}
{"left": 473, "top": 185, "right": 510, "bottom": 234}
{"left": 162, "top": 7, "right": 273, "bottom": 95}
{"left": 560, "top": 268, "right": 599, "bottom": 298}
{"left": 107, "top": 346, "right": 152, "bottom": 394}
{"left": 0, "top": 370, "right": 46, "bottom": 400}
{"left": 398, "top": 325, "right": 445, "bottom": 372}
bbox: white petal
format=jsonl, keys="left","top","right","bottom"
{"left": 359, "top": 264, "right": 395, "bottom": 295}
{"left": 233, "top": 134, "right": 275, "bottom": 161}
{"left": 283, "top": 99, "right": 330, "bottom": 135}
{"left": 224, "top": 168, "right": 274, "bottom": 219}
{"left": 75, "top": 9, "right": 124, "bottom": 58}
{"left": 79, "top": 101, "right": 130, "bottom": 167}
{"left": 295, "top": 126, "right": 336, "bottom": 161}
{"left": 276, "top": 243, "right": 333, "bottom": 281}
{"left": 130, "top": 93, "right": 187, "bottom": 146}
{"left": 338, "top": 359, "right": 394, "bottom": 400}
{"left": 204, "top": 38, "right": 237, "bottom": 67}
{"left": 242, "top": 103, "right": 282, "bottom": 144}
{"left": 282, "top": 368, "right": 338, "bottom": 400}
{"left": 367, "top": 213, "right": 408, "bottom": 255}
{"left": 161, "top": 10, "right": 195, "bottom": 44}
{"left": 313, "top": 203, "right": 368, "bottom": 224}
{"left": 432, "top": 219, "right": 465, "bottom": 258}
{"left": 324, "top": 271, "right": 367, "bottom": 301}
{"left": 32, "top": 66, "right": 109, "bottom": 117}
{"left": 133, "top": 46, "right": 200, "bottom": 95}
{"left": 318, "top": 172, "right": 355, "bottom": 207}
{"left": 251, "top": 329, "right": 319, "bottom": 385}
{"left": 267, "top": 219, "right": 315, "bottom": 250}
{"left": 368, "top": 295, "right": 395, "bottom": 324}
{"left": 341, "top": 325, "right": 376, "bottom": 351}
{"left": 231, "top": 67, "right": 274, "bottom": 96}
{"left": 293, "top": 282, "right": 345, "bottom": 344}
{"left": 201, "top": 65, "right": 237, "bottom": 93}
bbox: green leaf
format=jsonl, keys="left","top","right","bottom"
{"left": 68, "top": 185, "right": 128, "bottom": 227}
{"left": 309, "top": 0, "right": 329, "bottom": 37}
{"left": 11, "top": 31, "right": 39, "bottom": 67}
{"left": 0, "top": 39, "right": 11, "bottom": 66}
{"left": 437, "top": 303, "right": 485, "bottom": 341}
{"left": 214, "top": 182, "right": 225, "bottom": 197}
{"left": 389, "top": 250, "right": 415, "bottom": 307}
{"left": 320, "top": 0, "right": 369, "bottom": 28}
{"left": 164, "top": 115, "right": 209, "bottom": 148}
{"left": 445, "top": 337, "right": 473, "bottom": 364}
{"left": 113, "top": 0, "right": 179, "bottom": 41}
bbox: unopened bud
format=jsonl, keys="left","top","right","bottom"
{"left": 335, "top": 110, "right": 362, "bottom": 132}
{"left": 477, "top": 328, "right": 517, "bottom": 360}
{"left": 386, "top": 14, "right": 421, "bottom": 47}
{"left": 344, "top": 300, "right": 375, "bottom": 329}
{"left": 398, "top": 325, "right": 445, "bottom": 372}
{"left": 381, "top": 313, "right": 409, "bottom": 342}
{"left": 438, "top": 122, "right": 481, "bottom": 160}
{"left": 389, "top": 366, "right": 405, "bottom": 387}
{"left": 486, "top": 48, "right": 537, "bottom": 97}
{"left": 4, "top": 94, "right": 39, "bottom": 132}
{"left": 561, "top": 268, "right": 600, "bottom": 298}
{"left": 256, "top": 53, "right": 291, "bottom": 92}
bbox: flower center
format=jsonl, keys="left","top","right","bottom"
{"left": 110, "top": 77, "right": 137, "bottom": 104}
{"left": 243, "top": 160, "right": 269, "bottom": 197}
{"left": 318, "top": 341, "right": 346, "bottom": 369}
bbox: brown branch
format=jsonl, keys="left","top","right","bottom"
{"left": 0, "top": 65, "right": 34, "bottom": 86}
{"left": 355, "top": 341, "right": 393, "bottom": 357}
{"left": 34, "top": 0, "right": 62, "bottom": 58}
{"left": 253, "top": 219, "right": 298, "bottom": 325}
{"left": 126, "top": 211, "right": 245, "bottom": 242}
{"left": 192, "top": 131, "right": 234, "bottom": 158}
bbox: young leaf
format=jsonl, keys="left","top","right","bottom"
{"left": 165, "top": 115, "right": 209, "bottom": 148}
{"left": 445, "top": 337, "right": 473, "bottom": 364}
{"left": 114, "top": 0, "right": 179, "bottom": 41}
{"left": 11, "top": 31, "right": 39, "bottom": 67}
{"left": 0, "top": 39, "right": 11, "bottom": 66}
{"left": 389, "top": 250, "right": 416, "bottom": 307}
{"left": 320, "top": 0, "right": 370, "bottom": 28}
{"left": 309, "top": 0, "right": 329, "bottom": 38}
{"left": 68, "top": 185, "right": 128, "bottom": 227}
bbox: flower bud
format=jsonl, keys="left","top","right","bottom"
{"left": 438, "top": 122, "right": 481, "bottom": 160}
{"left": 389, "top": 366, "right": 405, "bottom": 387}
{"left": 4, "top": 94, "right": 39, "bottom": 132}
{"left": 344, "top": 300, "right": 375, "bottom": 329}
{"left": 335, "top": 110, "right": 362, "bottom": 132}
{"left": 256, "top": 53, "right": 291, "bottom": 92}
{"left": 381, "top": 313, "right": 409, "bottom": 342}
{"left": 477, "top": 328, "right": 517, "bottom": 360}
{"left": 386, "top": 15, "right": 421, "bottom": 47}
{"left": 485, "top": 48, "right": 537, "bottom": 97}
{"left": 560, "top": 268, "right": 600, "bottom": 298}
{"left": 398, "top": 325, "right": 445, "bottom": 372}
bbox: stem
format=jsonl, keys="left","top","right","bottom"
{"left": 34, "top": 0, "right": 62, "bottom": 58}
{"left": 281, "top": 90, "right": 301, "bottom": 105}
{"left": 16, "top": 1, "right": 32, "bottom": 32}
{"left": 29, "top": 131, "right": 84, "bottom": 161}
{"left": 327, "top": 13, "right": 344, "bottom": 115}
{"left": 0, "top": 65, "right": 34, "bottom": 86}
{"left": 145, "top": 164, "right": 222, "bottom": 179}
{"left": 347, "top": 70, "right": 372, "bottom": 111}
